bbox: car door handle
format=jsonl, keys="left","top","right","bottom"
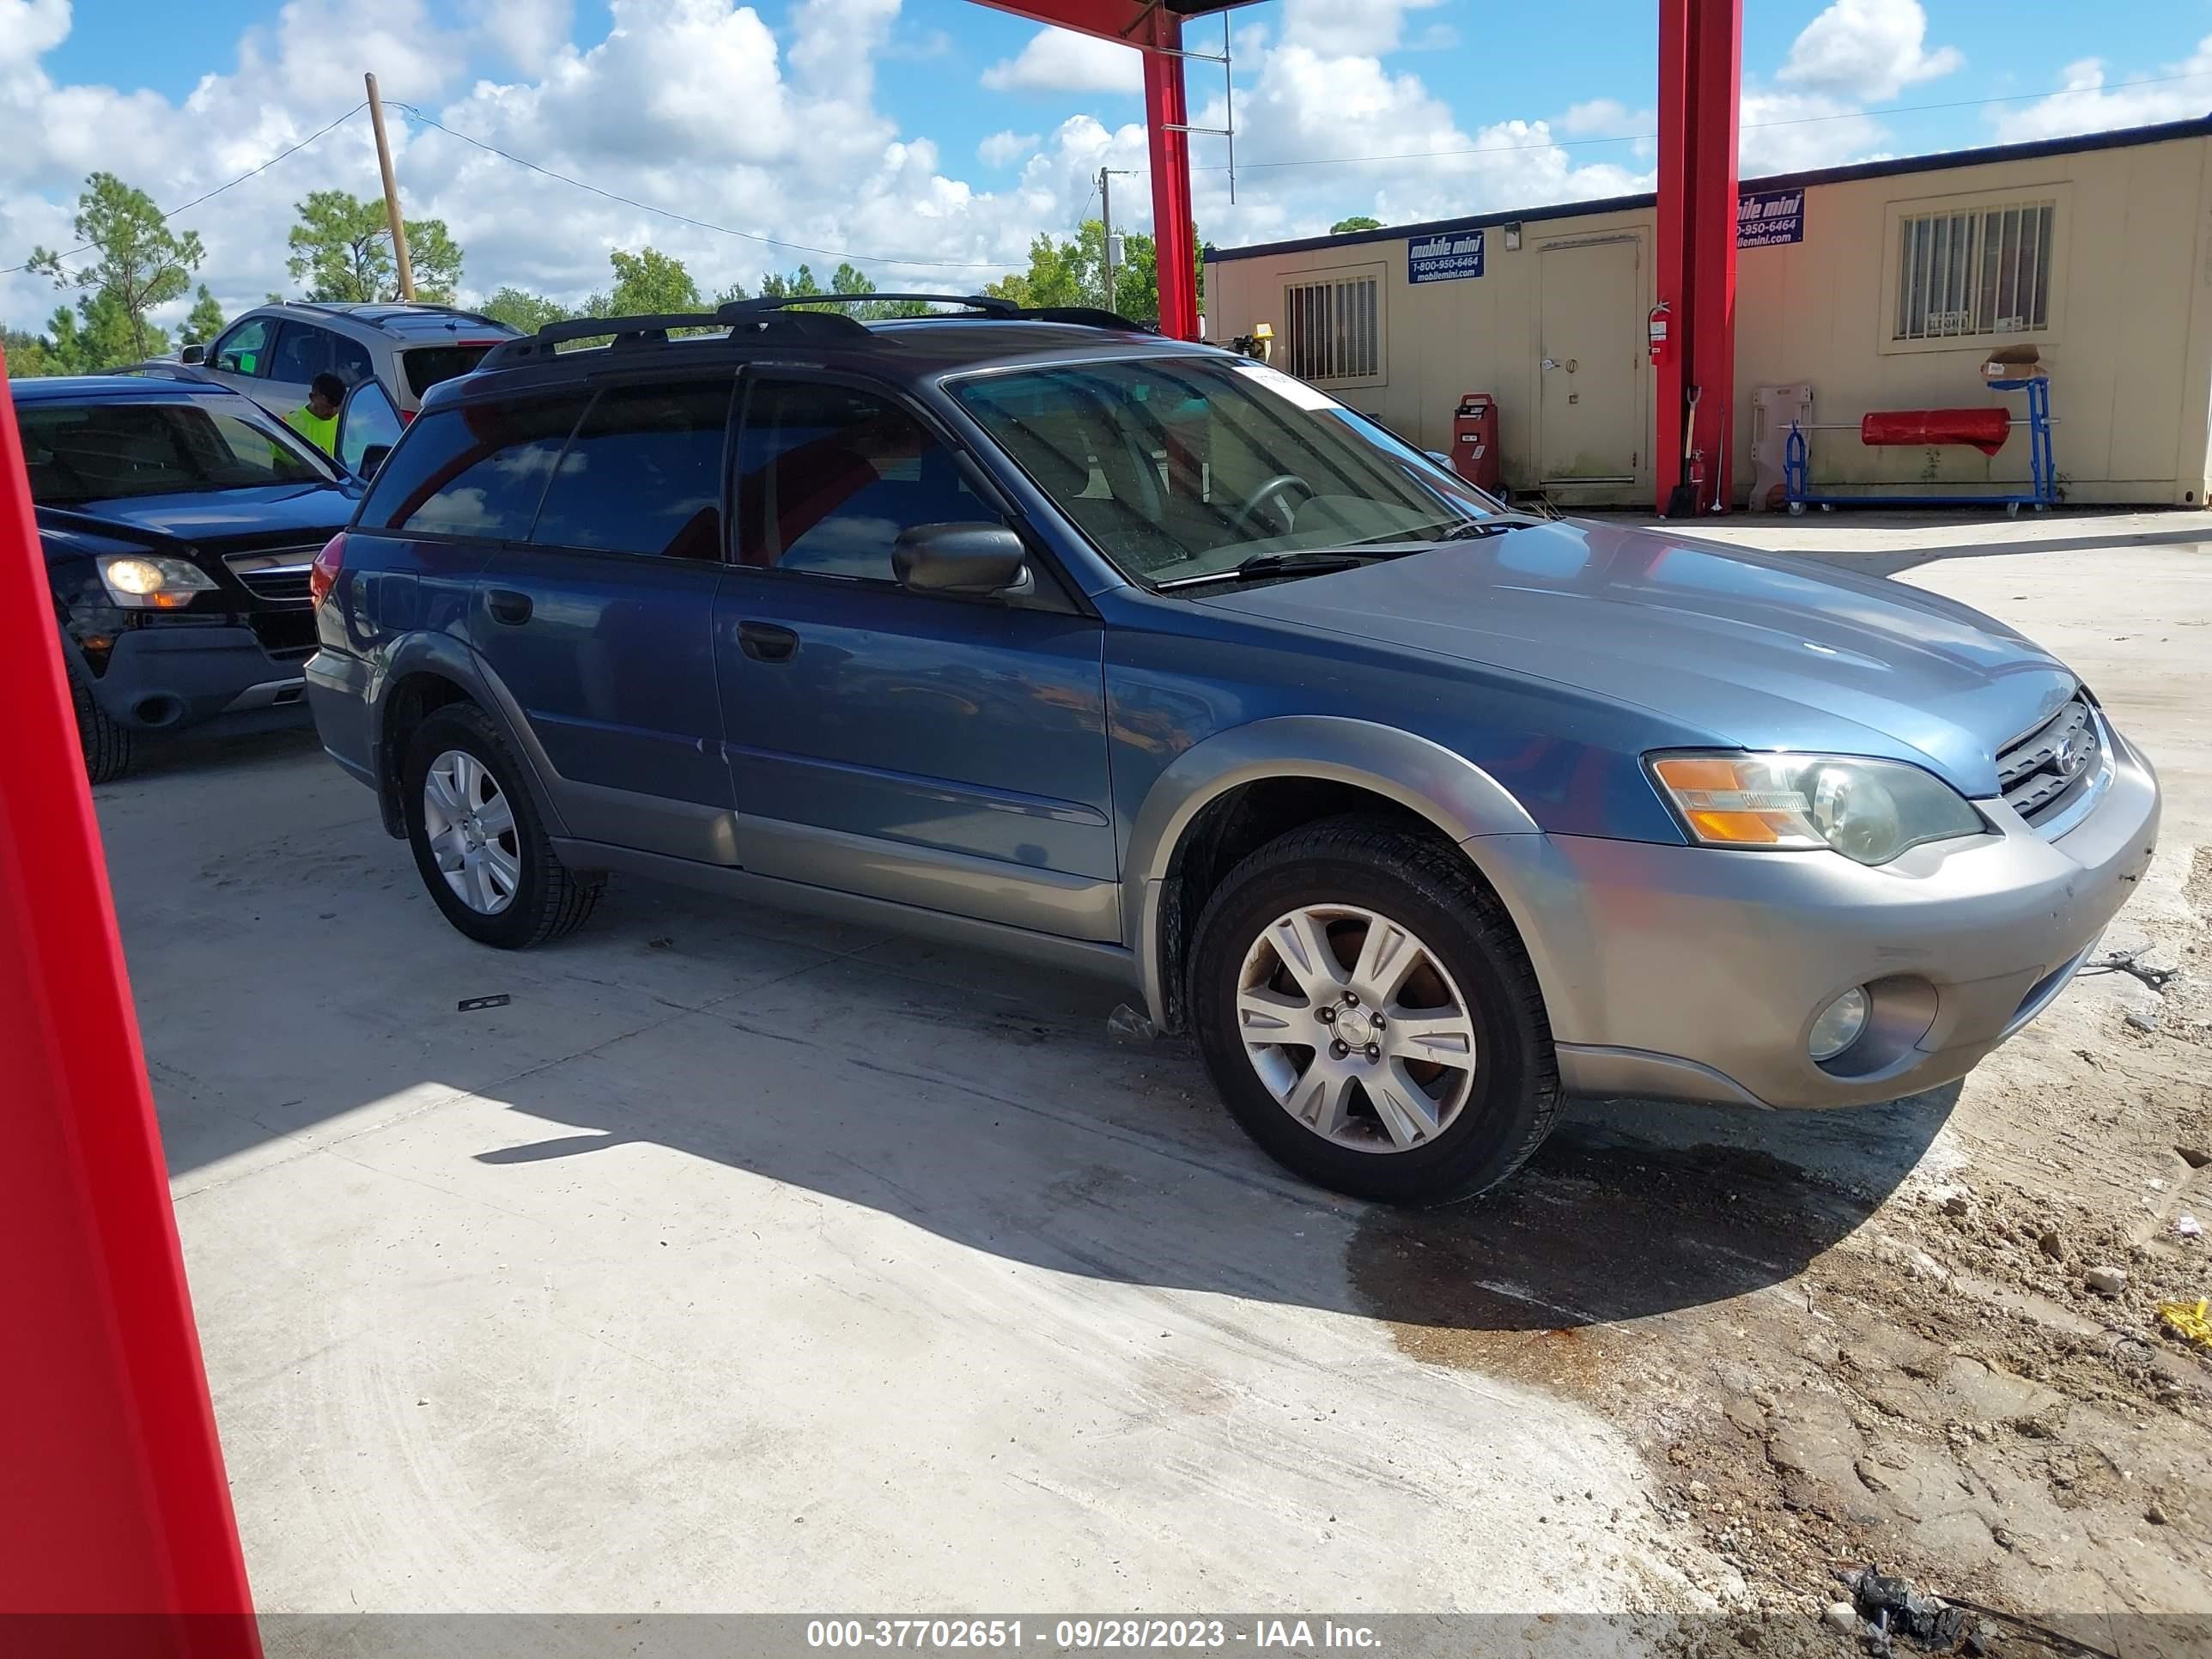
{"left": 738, "top": 620, "right": 799, "bottom": 663}
{"left": 486, "top": 588, "right": 532, "bottom": 626}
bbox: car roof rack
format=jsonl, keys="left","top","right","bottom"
{"left": 720, "top": 293, "right": 1018, "bottom": 319}
{"left": 477, "top": 307, "right": 869, "bottom": 372}
{"left": 722, "top": 295, "right": 1152, "bottom": 331}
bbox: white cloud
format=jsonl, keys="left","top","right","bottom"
{"left": 1778, "top": 0, "right": 1961, "bottom": 103}
{"left": 1988, "top": 35, "right": 2212, "bottom": 143}
{"left": 977, "top": 130, "right": 1038, "bottom": 168}
{"left": 466, "top": 0, "right": 574, "bottom": 75}
{"left": 1738, "top": 89, "right": 1887, "bottom": 177}
{"left": 1559, "top": 99, "right": 1650, "bottom": 138}
{"left": 981, "top": 27, "right": 1141, "bottom": 96}
{"left": 0, "top": 0, "right": 70, "bottom": 64}
{"left": 1279, "top": 0, "right": 1444, "bottom": 59}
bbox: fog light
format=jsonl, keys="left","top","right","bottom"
{"left": 1808, "top": 987, "right": 1871, "bottom": 1062}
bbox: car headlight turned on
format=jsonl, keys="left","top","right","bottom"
{"left": 1647, "top": 752, "right": 1987, "bottom": 866}
{"left": 96, "top": 554, "right": 217, "bottom": 610}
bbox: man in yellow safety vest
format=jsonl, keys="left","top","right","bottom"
{"left": 284, "top": 373, "right": 345, "bottom": 457}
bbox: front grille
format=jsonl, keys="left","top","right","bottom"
{"left": 247, "top": 610, "right": 319, "bottom": 659}
{"left": 1996, "top": 695, "right": 2101, "bottom": 830}
{"left": 222, "top": 547, "right": 323, "bottom": 605}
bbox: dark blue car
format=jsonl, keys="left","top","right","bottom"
{"left": 304, "top": 298, "right": 2156, "bottom": 1202}
{"left": 20, "top": 374, "right": 402, "bottom": 779}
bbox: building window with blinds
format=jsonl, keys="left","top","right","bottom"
{"left": 1893, "top": 199, "right": 2055, "bottom": 342}
{"left": 1282, "top": 272, "right": 1382, "bottom": 383}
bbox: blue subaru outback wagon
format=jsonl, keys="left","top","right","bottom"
{"left": 305, "top": 296, "right": 2158, "bottom": 1202}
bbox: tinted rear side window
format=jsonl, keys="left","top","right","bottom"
{"left": 402, "top": 345, "right": 498, "bottom": 398}
{"left": 360, "top": 397, "right": 586, "bottom": 538}
{"left": 532, "top": 381, "right": 732, "bottom": 559}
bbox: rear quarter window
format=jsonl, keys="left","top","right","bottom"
{"left": 530, "top": 380, "right": 732, "bottom": 559}
{"left": 402, "top": 345, "right": 500, "bottom": 398}
{"left": 360, "top": 396, "right": 587, "bottom": 538}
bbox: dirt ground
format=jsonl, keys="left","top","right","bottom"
{"left": 1348, "top": 520, "right": 2212, "bottom": 1654}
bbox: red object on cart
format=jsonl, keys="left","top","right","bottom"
{"left": 1450, "top": 392, "right": 1501, "bottom": 491}
{"left": 1859, "top": 407, "right": 2011, "bottom": 456}
{"left": 0, "top": 351, "right": 260, "bottom": 1651}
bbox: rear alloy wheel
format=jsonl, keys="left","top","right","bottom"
{"left": 422, "top": 748, "right": 521, "bottom": 917}
{"left": 1189, "top": 816, "right": 1560, "bottom": 1205}
{"left": 402, "top": 703, "right": 600, "bottom": 948}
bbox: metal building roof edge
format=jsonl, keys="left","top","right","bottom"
{"left": 1202, "top": 112, "right": 2212, "bottom": 264}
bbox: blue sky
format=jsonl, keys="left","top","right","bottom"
{"left": 6, "top": 0, "right": 2212, "bottom": 333}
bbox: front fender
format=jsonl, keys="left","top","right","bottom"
{"left": 1121, "top": 715, "right": 1542, "bottom": 1025}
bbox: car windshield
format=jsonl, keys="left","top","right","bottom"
{"left": 949, "top": 356, "right": 1493, "bottom": 584}
{"left": 18, "top": 398, "right": 336, "bottom": 505}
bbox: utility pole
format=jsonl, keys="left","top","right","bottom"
{"left": 1097, "top": 167, "right": 1135, "bottom": 313}
{"left": 364, "top": 72, "right": 416, "bottom": 302}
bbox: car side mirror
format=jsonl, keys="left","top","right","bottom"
{"left": 1427, "top": 450, "right": 1454, "bottom": 469}
{"left": 179, "top": 343, "right": 206, "bottom": 366}
{"left": 356, "top": 444, "right": 392, "bottom": 479}
{"left": 893, "top": 523, "right": 1030, "bottom": 596}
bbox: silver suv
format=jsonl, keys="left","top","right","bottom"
{"left": 184, "top": 301, "right": 517, "bottom": 424}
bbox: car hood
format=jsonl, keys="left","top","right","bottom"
{"left": 42, "top": 483, "right": 357, "bottom": 550}
{"left": 1194, "top": 518, "right": 2076, "bottom": 798}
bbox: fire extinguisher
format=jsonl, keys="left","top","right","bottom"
{"left": 1647, "top": 300, "right": 1671, "bottom": 368}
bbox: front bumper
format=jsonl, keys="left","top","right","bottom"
{"left": 1474, "top": 724, "right": 2161, "bottom": 1109}
{"left": 83, "top": 624, "right": 313, "bottom": 732}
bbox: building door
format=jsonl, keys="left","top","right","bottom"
{"left": 1537, "top": 238, "right": 1641, "bottom": 486}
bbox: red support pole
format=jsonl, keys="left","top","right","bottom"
{"left": 1688, "top": 0, "right": 1742, "bottom": 513}
{"left": 1654, "top": 0, "right": 1742, "bottom": 514}
{"left": 1656, "top": 0, "right": 1689, "bottom": 514}
{"left": 1145, "top": 9, "right": 1200, "bottom": 342}
{"left": 0, "top": 354, "right": 260, "bottom": 1651}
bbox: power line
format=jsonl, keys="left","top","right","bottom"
{"left": 392, "top": 104, "right": 1009, "bottom": 272}
{"left": 3, "top": 102, "right": 367, "bottom": 275}
{"left": 1193, "top": 67, "right": 2212, "bottom": 173}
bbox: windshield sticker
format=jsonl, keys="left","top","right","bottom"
{"left": 1233, "top": 362, "right": 1344, "bottom": 412}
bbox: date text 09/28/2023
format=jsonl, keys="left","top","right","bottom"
{"left": 805, "top": 1620, "right": 1383, "bottom": 1651}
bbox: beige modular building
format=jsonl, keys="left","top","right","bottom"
{"left": 1202, "top": 115, "right": 2212, "bottom": 510}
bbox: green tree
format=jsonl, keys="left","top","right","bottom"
{"left": 3, "top": 327, "right": 60, "bottom": 377}
{"left": 27, "top": 172, "right": 203, "bottom": 366}
{"left": 184, "top": 284, "right": 224, "bottom": 346}
{"left": 1331, "top": 215, "right": 1383, "bottom": 234}
{"left": 758, "top": 264, "right": 823, "bottom": 301}
{"left": 584, "top": 246, "right": 703, "bottom": 318}
{"left": 285, "top": 190, "right": 464, "bottom": 304}
{"left": 984, "top": 219, "right": 1202, "bottom": 328}
{"left": 480, "top": 286, "right": 571, "bottom": 333}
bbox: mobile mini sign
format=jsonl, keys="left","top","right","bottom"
{"left": 1409, "top": 230, "right": 1486, "bottom": 283}
{"left": 1738, "top": 188, "right": 1805, "bottom": 248}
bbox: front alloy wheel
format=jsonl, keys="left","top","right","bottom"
{"left": 1188, "top": 815, "right": 1560, "bottom": 1205}
{"left": 1237, "top": 904, "right": 1479, "bottom": 1152}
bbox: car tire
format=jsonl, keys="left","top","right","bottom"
{"left": 1188, "top": 815, "right": 1560, "bottom": 1206}
{"left": 402, "top": 702, "right": 601, "bottom": 948}
{"left": 68, "top": 653, "right": 135, "bottom": 784}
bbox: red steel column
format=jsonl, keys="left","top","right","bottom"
{"left": 1145, "top": 9, "right": 1200, "bottom": 341}
{"left": 0, "top": 352, "right": 260, "bottom": 1652}
{"left": 1655, "top": 0, "right": 1742, "bottom": 514}
{"left": 1689, "top": 0, "right": 1742, "bottom": 512}
{"left": 1655, "top": 0, "right": 1689, "bottom": 513}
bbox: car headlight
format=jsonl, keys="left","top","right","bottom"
{"left": 1647, "top": 751, "right": 1987, "bottom": 866}
{"left": 96, "top": 554, "right": 217, "bottom": 610}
